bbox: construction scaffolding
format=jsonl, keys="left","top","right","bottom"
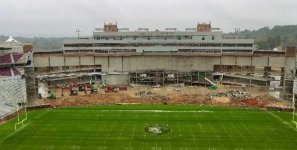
{"left": 282, "top": 46, "right": 296, "bottom": 100}
{"left": 129, "top": 70, "right": 212, "bottom": 86}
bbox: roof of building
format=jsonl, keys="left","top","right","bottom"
{"left": 0, "top": 36, "right": 23, "bottom": 47}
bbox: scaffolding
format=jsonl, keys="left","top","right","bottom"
{"left": 129, "top": 70, "right": 212, "bottom": 86}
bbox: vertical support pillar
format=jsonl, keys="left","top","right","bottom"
{"left": 135, "top": 72, "right": 137, "bottom": 84}
{"left": 162, "top": 70, "right": 165, "bottom": 86}
{"left": 25, "top": 67, "right": 37, "bottom": 105}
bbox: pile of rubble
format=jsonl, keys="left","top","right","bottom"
{"left": 143, "top": 95, "right": 170, "bottom": 104}
{"left": 135, "top": 90, "right": 156, "bottom": 97}
{"left": 207, "top": 90, "right": 252, "bottom": 100}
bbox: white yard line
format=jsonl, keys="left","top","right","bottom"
{"left": 241, "top": 123, "right": 254, "bottom": 138}
{"left": 127, "top": 124, "right": 136, "bottom": 149}
{"left": 177, "top": 123, "right": 184, "bottom": 149}
{"left": 166, "top": 118, "right": 172, "bottom": 150}
{"left": 267, "top": 111, "right": 297, "bottom": 132}
{"left": 220, "top": 123, "right": 230, "bottom": 147}
{"left": 116, "top": 122, "right": 126, "bottom": 147}
{"left": 228, "top": 111, "right": 244, "bottom": 138}
{"left": 198, "top": 123, "right": 209, "bottom": 146}
{"left": 141, "top": 123, "right": 146, "bottom": 150}
{"left": 155, "top": 135, "right": 158, "bottom": 150}
{"left": 177, "top": 123, "right": 182, "bottom": 136}
{"left": 94, "top": 113, "right": 106, "bottom": 149}
{"left": 127, "top": 114, "right": 138, "bottom": 149}
{"left": 188, "top": 124, "right": 198, "bottom": 150}
{"left": 102, "top": 114, "right": 118, "bottom": 147}
{"left": 209, "top": 125, "right": 224, "bottom": 148}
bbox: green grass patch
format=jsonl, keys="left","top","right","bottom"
{"left": 0, "top": 105, "right": 297, "bottom": 149}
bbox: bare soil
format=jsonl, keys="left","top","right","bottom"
{"left": 37, "top": 85, "right": 291, "bottom": 109}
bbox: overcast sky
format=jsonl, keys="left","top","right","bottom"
{"left": 0, "top": 0, "right": 296, "bottom": 37}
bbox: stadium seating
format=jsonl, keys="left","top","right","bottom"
{"left": 0, "top": 77, "right": 26, "bottom": 119}
{"left": 13, "top": 53, "right": 27, "bottom": 64}
{"left": 0, "top": 68, "right": 12, "bottom": 76}
{"left": 0, "top": 68, "right": 21, "bottom": 77}
{"left": 0, "top": 53, "right": 26, "bottom": 64}
{"left": 0, "top": 54, "right": 11, "bottom": 64}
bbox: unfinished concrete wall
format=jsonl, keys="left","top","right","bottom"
{"left": 143, "top": 56, "right": 171, "bottom": 70}
{"left": 122, "top": 57, "right": 130, "bottom": 71}
{"left": 237, "top": 57, "right": 252, "bottom": 66}
{"left": 65, "top": 56, "right": 80, "bottom": 66}
{"left": 34, "top": 56, "right": 49, "bottom": 67}
{"left": 108, "top": 56, "right": 123, "bottom": 72}
{"left": 49, "top": 56, "right": 64, "bottom": 67}
{"left": 286, "top": 57, "right": 296, "bottom": 69}
{"left": 102, "top": 74, "right": 129, "bottom": 85}
{"left": 176, "top": 57, "right": 193, "bottom": 71}
{"left": 269, "top": 57, "right": 285, "bottom": 67}
{"left": 95, "top": 57, "right": 108, "bottom": 72}
{"left": 129, "top": 56, "right": 145, "bottom": 71}
{"left": 221, "top": 56, "right": 236, "bottom": 65}
{"left": 252, "top": 56, "right": 268, "bottom": 67}
{"left": 33, "top": 54, "right": 293, "bottom": 75}
{"left": 192, "top": 57, "right": 220, "bottom": 71}
{"left": 80, "top": 56, "right": 94, "bottom": 65}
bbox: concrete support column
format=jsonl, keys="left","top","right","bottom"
{"left": 24, "top": 67, "right": 37, "bottom": 105}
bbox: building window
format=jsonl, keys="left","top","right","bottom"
{"left": 212, "top": 35, "right": 215, "bottom": 40}
{"left": 202, "top": 37, "right": 205, "bottom": 40}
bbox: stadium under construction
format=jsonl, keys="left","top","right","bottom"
{"left": 32, "top": 22, "right": 297, "bottom": 101}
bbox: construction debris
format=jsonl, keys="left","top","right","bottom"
{"left": 135, "top": 90, "right": 156, "bottom": 97}
{"left": 40, "top": 86, "right": 290, "bottom": 110}
{"left": 207, "top": 90, "right": 252, "bottom": 100}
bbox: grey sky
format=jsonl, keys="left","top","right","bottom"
{"left": 0, "top": 0, "right": 296, "bottom": 37}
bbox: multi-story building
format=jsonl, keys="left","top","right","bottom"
{"left": 63, "top": 22, "right": 255, "bottom": 54}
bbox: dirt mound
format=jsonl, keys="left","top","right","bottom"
{"left": 170, "top": 94, "right": 208, "bottom": 104}
{"left": 40, "top": 86, "right": 291, "bottom": 109}
{"left": 212, "top": 97, "right": 231, "bottom": 104}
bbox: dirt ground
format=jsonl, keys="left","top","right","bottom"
{"left": 36, "top": 85, "right": 291, "bottom": 109}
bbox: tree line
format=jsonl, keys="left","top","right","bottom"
{"left": 1, "top": 25, "right": 297, "bottom": 51}
{"left": 231, "top": 25, "right": 297, "bottom": 50}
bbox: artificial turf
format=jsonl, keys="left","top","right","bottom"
{"left": 0, "top": 105, "right": 297, "bottom": 149}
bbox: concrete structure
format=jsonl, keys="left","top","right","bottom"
{"left": 64, "top": 23, "right": 255, "bottom": 54}
{"left": 32, "top": 23, "right": 297, "bottom": 100}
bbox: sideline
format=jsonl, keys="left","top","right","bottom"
{"left": 267, "top": 111, "right": 297, "bottom": 132}
{"left": 99, "top": 110, "right": 213, "bottom": 113}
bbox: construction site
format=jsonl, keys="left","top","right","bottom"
{"left": 1, "top": 22, "right": 297, "bottom": 150}
{"left": 23, "top": 22, "right": 294, "bottom": 109}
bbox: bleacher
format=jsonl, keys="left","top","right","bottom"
{"left": 0, "top": 77, "right": 26, "bottom": 119}
{"left": 0, "top": 53, "right": 28, "bottom": 65}
{"left": 0, "top": 53, "right": 26, "bottom": 78}
{"left": 0, "top": 68, "right": 12, "bottom": 76}
{"left": 0, "top": 54, "right": 11, "bottom": 64}
{"left": 0, "top": 67, "right": 21, "bottom": 77}
{"left": 0, "top": 52, "right": 29, "bottom": 119}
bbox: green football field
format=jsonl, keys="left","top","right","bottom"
{"left": 1, "top": 105, "right": 297, "bottom": 149}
